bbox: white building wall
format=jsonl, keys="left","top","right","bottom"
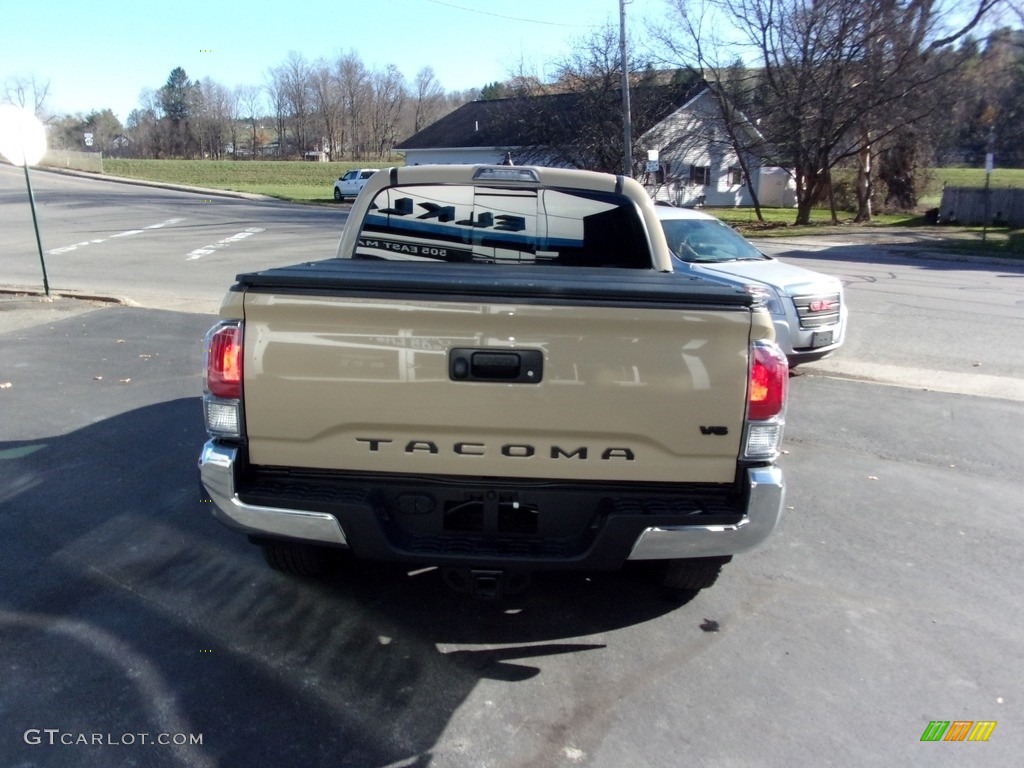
{"left": 641, "top": 90, "right": 793, "bottom": 208}
{"left": 753, "top": 167, "right": 797, "bottom": 207}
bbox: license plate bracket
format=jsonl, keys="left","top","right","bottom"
{"left": 811, "top": 330, "right": 834, "bottom": 348}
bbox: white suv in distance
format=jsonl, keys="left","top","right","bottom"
{"left": 333, "top": 168, "right": 380, "bottom": 201}
{"left": 656, "top": 204, "right": 847, "bottom": 366}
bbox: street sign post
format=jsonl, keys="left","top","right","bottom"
{"left": 0, "top": 104, "right": 50, "bottom": 296}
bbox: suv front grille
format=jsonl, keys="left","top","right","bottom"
{"left": 793, "top": 292, "right": 841, "bottom": 329}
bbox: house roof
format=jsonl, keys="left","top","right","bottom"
{"left": 396, "top": 78, "right": 707, "bottom": 151}
{"left": 396, "top": 99, "right": 514, "bottom": 150}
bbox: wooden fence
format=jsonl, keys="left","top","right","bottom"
{"left": 42, "top": 150, "right": 103, "bottom": 173}
{"left": 939, "top": 186, "right": 1024, "bottom": 227}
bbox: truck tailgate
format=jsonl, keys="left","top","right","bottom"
{"left": 238, "top": 263, "right": 754, "bottom": 485}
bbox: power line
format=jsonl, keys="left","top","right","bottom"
{"left": 421, "top": 0, "right": 598, "bottom": 27}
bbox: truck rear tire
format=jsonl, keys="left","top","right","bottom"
{"left": 256, "top": 539, "right": 341, "bottom": 577}
{"left": 661, "top": 555, "right": 732, "bottom": 595}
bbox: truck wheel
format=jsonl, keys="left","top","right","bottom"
{"left": 661, "top": 556, "right": 732, "bottom": 596}
{"left": 333, "top": 188, "right": 342, "bottom": 201}
{"left": 257, "top": 539, "right": 341, "bottom": 577}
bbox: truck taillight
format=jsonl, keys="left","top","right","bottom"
{"left": 204, "top": 322, "right": 244, "bottom": 438}
{"left": 748, "top": 341, "right": 787, "bottom": 420}
{"left": 206, "top": 323, "right": 242, "bottom": 399}
{"left": 744, "top": 340, "right": 787, "bottom": 460}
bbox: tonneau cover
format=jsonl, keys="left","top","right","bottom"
{"left": 233, "top": 259, "right": 755, "bottom": 309}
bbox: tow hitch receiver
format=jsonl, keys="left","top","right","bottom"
{"left": 442, "top": 568, "right": 531, "bottom": 600}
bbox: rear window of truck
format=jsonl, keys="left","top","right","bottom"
{"left": 352, "top": 184, "right": 651, "bottom": 268}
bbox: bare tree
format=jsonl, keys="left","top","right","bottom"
{"left": 281, "top": 51, "right": 315, "bottom": 157}
{"left": 225, "top": 86, "right": 240, "bottom": 160}
{"left": 194, "top": 77, "right": 234, "bottom": 159}
{"left": 656, "top": 0, "right": 1001, "bottom": 224}
{"left": 265, "top": 67, "right": 289, "bottom": 158}
{"left": 265, "top": 52, "right": 315, "bottom": 158}
{"left": 369, "top": 65, "right": 407, "bottom": 159}
{"left": 1001, "top": 0, "right": 1024, "bottom": 32}
{"left": 411, "top": 66, "right": 446, "bottom": 133}
{"left": 126, "top": 88, "right": 162, "bottom": 158}
{"left": 236, "top": 84, "right": 264, "bottom": 158}
{"left": 845, "top": 1, "right": 1000, "bottom": 220}
{"left": 443, "top": 88, "right": 478, "bottom": 114}
{"left": 337, "top": 51, "right": 371, "bottom": 159}
{"left": 310, "top": 58, "right": 344, "bottom": 159}
{"left": 652, "top": 6, "right": 771, "bottom": 220}
{"left": 501, "top": 23, "right": 686, "bottom": 174}
{"left": 1, "top": 75, "right": 50, "bottom": 118}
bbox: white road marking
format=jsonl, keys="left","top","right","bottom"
{"left": 186, "top": 227, "right": 265, "bottom": 261}
{"left": 49, "top": 241, "right": 94, "bottom": 255}
{"left": 46, "top": 218, "right": 185, "bottom": 255}
{"left": 145, "top": 218, "right": 184, "bottom": 229}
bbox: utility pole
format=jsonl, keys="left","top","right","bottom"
{"left": 620, "top": 0, "right": 632, "bottom": 177}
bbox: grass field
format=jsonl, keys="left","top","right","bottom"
{"left": 919, "top": 167, "right": 1024, "bottom": 208}
{"left": 101, "top": 159, "right": 393, "bottom": 203}
{"left": 101, "top": 159, "right": 1024, "bottom": 205}
{"left": 708, "top": 166, "right": 1023, "bottom": 257}
{"left": 713, "top": 207, "right": 916, "bottom": 229}
{"left": 713, "top": 197, "right": 1023, "bottom": 258}
{"left": 718, "top": 210, "right": 1023, "bottom": 257}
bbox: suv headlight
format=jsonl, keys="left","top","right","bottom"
{"left": 745, "top": 284, "right": 785, "bottom": 316}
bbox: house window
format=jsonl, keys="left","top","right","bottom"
{"left": 689, "top": 165, "right": 711, "bottom": 186}
{"left": 729, "top": 167, "right": 744, "bottom": 186}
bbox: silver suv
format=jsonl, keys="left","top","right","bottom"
{"left": 656, "top": 204, "right": 847, "bottom": 366}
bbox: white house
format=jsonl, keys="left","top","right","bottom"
{"left": 395, "top": 81, "right": 795, "bottom": 208}
{"left": 644, "top": 87, "right": 796, "bottom": 208}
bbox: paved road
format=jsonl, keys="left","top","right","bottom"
{"left": 1, "top": 164, "right": 346, "bottom": 311}
{"left": 0, "top": 303, "right": 1019, "bottom": 767}
{"left": 755, "top": 237, "right": 1024, "bottom": 400}
{"left": 5, "top": 164, "right": 1022, "bottom": 399}
{"left": 1, "top": 170, "right": 1022, "bottom": 766}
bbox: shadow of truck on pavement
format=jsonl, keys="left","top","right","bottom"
{"left": 1, "top": 396, "right": 689, "bottom": 768}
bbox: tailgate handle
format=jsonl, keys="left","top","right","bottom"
{"left": 450, "top": 349, "right": 543, "bottom": 384}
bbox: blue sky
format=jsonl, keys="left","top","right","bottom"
{"left": 1, "top": 0, "right": 670, "bottom": 123}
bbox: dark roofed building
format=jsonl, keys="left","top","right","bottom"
{"left": 396, "top": 77, "right": 795, "bottom": 208}
{"left": 396, "top": 79, "right": 707, "bottom": 169}
{"left": 395, "top": 99, "right": 520, "bottom": 165}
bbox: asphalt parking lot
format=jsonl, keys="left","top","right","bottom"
{"left": 1, "top": 292, "right": 1021, "bottom": 767}
{"left": 4, "top": 165, "right": 1024, "bottom": 767}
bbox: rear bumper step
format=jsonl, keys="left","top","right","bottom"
{"left": 199, "top": 441, "right": 783, "bottom": 569}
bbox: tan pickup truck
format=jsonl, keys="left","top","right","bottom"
{"left": 199, "top": 165, "right": 787, "bottom": 599}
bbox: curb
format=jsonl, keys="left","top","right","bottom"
{"left": 0, "top": 286, "right": 136, "bottom": 306}
{"left": 882, "top": 242, "right": 1024, "bottom": 268}
{"left": 33, "top": 165, "right": 276, "bottom": 202}
{"left": 752, "top": 236, "right": 1024, "bottom": 269}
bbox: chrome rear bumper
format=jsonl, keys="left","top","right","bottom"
{"left": 626, "top": 466, "right": 784, "bottom": 559}
{"left": 199, "top": 442, "right": 348, "bottom": 546}
{"left": 199, "top": 440, "right": 783, "bottom": 562}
